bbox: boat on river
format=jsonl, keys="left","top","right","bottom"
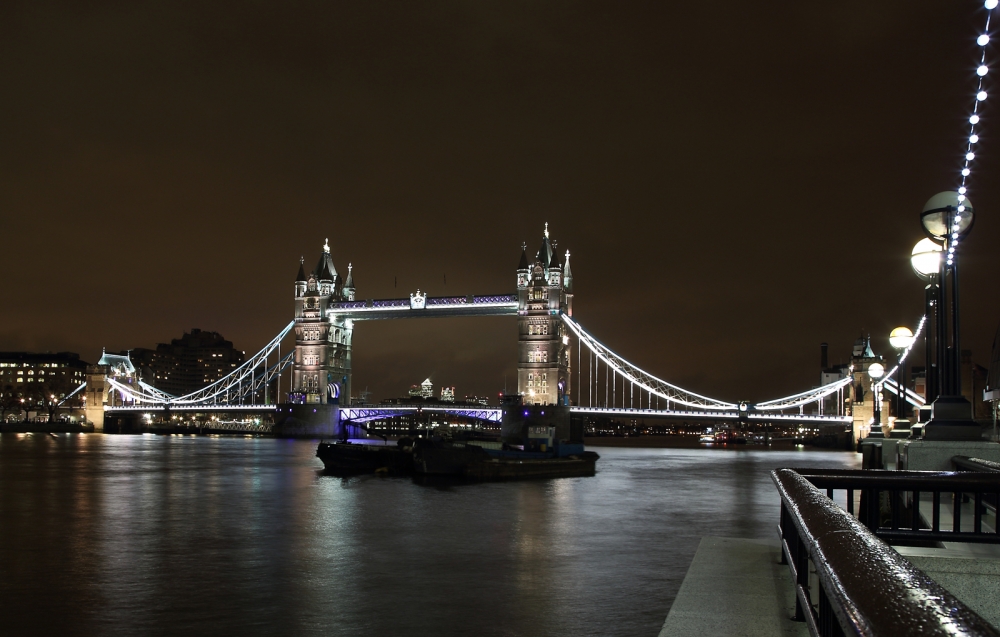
{"left": 316, "top": 431, "right": 598, "bottom": 480}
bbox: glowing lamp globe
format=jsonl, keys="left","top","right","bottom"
{"left": 868, "top": 363, "right": 885, "bottom": 379}
{"left": 889, "top": 327, "right": 914, "bottom": 350}
{"left": 911, "top": 238, "right": 943, "bottom": 279}
{"left": 920, "top": 191, "right": 974, "bottom": 241}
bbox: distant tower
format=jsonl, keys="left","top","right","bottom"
{"left": 850, "top": 334, "right": 883, "bottom": 441}
{"left": 516, "top": 223, "right": 573, "bottom": 405}
{"left": 290, "top": 239, "right": 354, "bottom": 405}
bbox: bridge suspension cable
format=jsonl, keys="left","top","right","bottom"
{"left": 752, "top": 376, "right": 854, "bottom": 412}
{"left": 561, "top": 314, "right": 738, "bottom": 410}
{"left": 100, "top": 321, "right": 295, "bottom": 408}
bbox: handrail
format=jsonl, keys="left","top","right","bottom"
{"left": 772, "top": 468, "right": 999, "bottom": 637}
{"left": 952, "top": 455, "right": 1000, "bottom": 473}
{"left": 789, "top": 467, "right": 1000, "bottom": 544}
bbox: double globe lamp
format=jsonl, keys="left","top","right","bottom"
{"left": 908, "top": 192, "right": 978, "bottom": 440}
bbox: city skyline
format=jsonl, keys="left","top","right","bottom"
{"left": 2, "top": 2, "right": 999, "bottom": 403}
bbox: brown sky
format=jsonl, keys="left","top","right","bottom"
{"left": 1, "top": 1, "right": 997, "bottom": 404}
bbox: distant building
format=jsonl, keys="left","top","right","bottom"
{"left": 127, "top": 329, "right": 245, "bottom": 397}
{"left": 0, "top": 351, "right": 89, "bottom": 389}
{"left": 440, "top": 386, "right": 455, "bottom": 402}
{"left": 407, "top": 378, "right": 433, "bottom": 399}
{"left": 464, "top": 395, "right": 490, "bottom": 406}
{"left": 0, "top": 352, "right": 89, "bottom": 421}
{"left": 850, "top": 334, "right": 887, "bottom": 441}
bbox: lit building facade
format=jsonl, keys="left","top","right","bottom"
{"left": 290, "top": 240, "right": 356, "bottom": 404}
{"left": 128, "top": 329, "right": 244, "bottom": 396}
{"left": 516, "top": 224, "right": 573, "bottom": 405}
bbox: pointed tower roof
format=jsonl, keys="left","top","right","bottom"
{"left": 313, "top": 238, "right": 339, "bottom": 281}
{"left": 295, "top": 257, "right": 307, "bottom": 283}
{"left": 563, "top": 249, "right": 573, "bottom": 291}
{"left": 852, "top": 334, "right": 876, "bottom": 358}
{"left": 344, "top": 263, "right": 355, "bottom": 289}
{"left": 518, "top": 243, "right": 529, "bottom": 270}
{"left": 863, "top": 337, "right": 875, "bottom": 359}
{"left": 536, "top": 222, "right": 553, "bottom": 267}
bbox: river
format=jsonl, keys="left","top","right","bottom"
{"left": 0, "top": 434, "right": 859, "bottom": 636}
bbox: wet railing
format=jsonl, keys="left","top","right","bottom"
{"left": 792, "top": 468, "right": 1000, "bottom": 544}
{"left": 773, "top": 468, "right": 1000, "bottom": 637}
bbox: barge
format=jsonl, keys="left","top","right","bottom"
{"left": 316, "top": 403, "right": 598, "bottom": 480}
{"left": 317, "top": 429, "right": 598, "bottom": 480}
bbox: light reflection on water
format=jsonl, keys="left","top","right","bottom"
{"left": 0, "top": 435, "right": 858, "bottom": 636}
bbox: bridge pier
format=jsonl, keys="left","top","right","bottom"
{"left": 501, "top": 404, "right": 580, "bottom": 445}
{"left": 272, "top": 403, "right": 341, "bottom": 439}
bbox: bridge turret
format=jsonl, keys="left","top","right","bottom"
{"left": 517, "top": 223, "right": 573, "bottom": 407}
{"left": 548, "top": 246, "right": 562, "bottom": 288}
{"left": 314, "top": 238, "right": 338, "bottom": 297}
{"left": 294, "top": 257, "right": 307, "bottom": 298}
{"left": 291, "top": 239, "right": 354, "bottom": 408}
{"left": 343, "top": 263, "right": 355, "bottom": 301}
{"left": 516, "top": 243, "right": 529, "bottom": 289}
{"left": 563, "top": 250, "right": 573, "bottom": 316}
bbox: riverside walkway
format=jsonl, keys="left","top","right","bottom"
{"left": 659, "top": 537, "right": 806, "bottom": 637}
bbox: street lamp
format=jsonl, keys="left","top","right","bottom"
{"left": 911, "top": 238, "right": 943, "bottom": 411}
{"left": 889, "top": 327, "right": 915, "bottom": 435}
{"left": 868, "top": 362, "right": 884, "bottom": 436}
{"left": 918, "top": 192, "right": 979, "bottom": 440}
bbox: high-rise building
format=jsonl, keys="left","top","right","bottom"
{"left": 440, "top": 386, "right": 455, "bottom": 402}
{"left": 127, "top": 330, "right": 244, "bottom": 397}
{"left": 516, "top": 223, "right": 573, "bottom": 406}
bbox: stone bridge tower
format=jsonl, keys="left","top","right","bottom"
{"left": 290, "top": 239, "right": 355, "bottom": 405}
{"left": 516, "top": 223, "right": 573, "bottom": 405}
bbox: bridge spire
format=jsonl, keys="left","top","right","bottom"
{"left": 343, "top": 263, "right": 355, "bottom": 301}
{"left": 563, "top": 250, "right": 573, "bottom": 293}
{"left": 537, "top": 224, "right": 553, "bottom": 268}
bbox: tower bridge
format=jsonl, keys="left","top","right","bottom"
{"left": 80, "top": 224, "right": 856, "bottom": 437}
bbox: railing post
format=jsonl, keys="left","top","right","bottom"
{"left": 794, "top": 527, "right": 809, "bottom": 622}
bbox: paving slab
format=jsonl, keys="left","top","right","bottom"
{"left": 658, "top": 536, "right": 808, "bottom": 637}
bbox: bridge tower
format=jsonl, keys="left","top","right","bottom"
{"left": 516, "top": 223, "right": 573, "bottom": 405}
{"left": 290, "top": 239, "right": 354, "bottom": 405}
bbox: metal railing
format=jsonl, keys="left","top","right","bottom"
{"left": 792, "top": 468, "right": 1000, "bottom": 544}
{"left": 773, "top": 468, "right": 999, "bottom": 637}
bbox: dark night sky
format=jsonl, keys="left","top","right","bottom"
{"left": 1, "top": 1, "right": 998, "bottom": 404}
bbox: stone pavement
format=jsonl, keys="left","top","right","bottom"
{"left": 658, "top": 536, "right": 808, "bottom": 637}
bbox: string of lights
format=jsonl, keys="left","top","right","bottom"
{"left": 949, "top": 0, "right": 997, "bottom": 266}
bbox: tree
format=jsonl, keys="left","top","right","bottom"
{"left": 0, "top": 385, "right": 21, "bottom": 423}
{"left": 38, "top": 373, "right": 81, "bottom": 422}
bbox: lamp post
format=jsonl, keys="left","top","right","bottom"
{"left": 911, "top": 238, "right": 943, "bottom": 413}
{"left": 889, "top": 327, "right": 915, "bottom": 436}
{"left": 918, "top": 192, "right": 979, "bottom": 440}
{"left": 868, "top": 362, "right": 885, "bottom": 437}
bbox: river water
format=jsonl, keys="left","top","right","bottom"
{"left": 0, "top": 434, "right": 859, "bottom": 637}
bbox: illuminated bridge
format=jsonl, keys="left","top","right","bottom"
{"left": 74, "top": 225, "right": 922, "bottom": 435}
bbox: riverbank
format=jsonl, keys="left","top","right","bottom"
{"left": 584, "top": 435, "right": 846, "bottom": 451}
{"left": 1, "top": 422, "right": 94, "bottom": 434}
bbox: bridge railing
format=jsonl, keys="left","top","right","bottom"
{"left": 772, "top": 468, "right": 999, "bottom": 636}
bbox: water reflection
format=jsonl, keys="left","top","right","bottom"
{"left": 0, "top": 435, "right": 858, "bottom": 637}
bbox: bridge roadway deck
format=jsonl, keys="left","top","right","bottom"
{"left": 326, "top": 294, "right": 518, "bottom": 320}
{"left": 103, "top": 404, "right": 849, "bottom": 426}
